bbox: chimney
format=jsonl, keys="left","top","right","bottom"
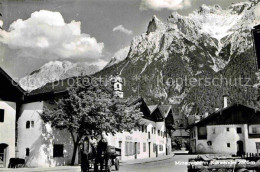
{"left": 204, "top": 112, "right": 209, "bottom": 118}
{"left": 223, "top": 95, "right": 228, "bottom": 108}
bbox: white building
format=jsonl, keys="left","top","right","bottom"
{"left": 16, "top": 101, "right": 78, "bottom": 167}
{"left": 190, "top": 103, "right": 260, "bottom": 156}
{"left": 0, "top": 68, "right": 25, "bottom": 168}
{"left": 106, "top": 102, "right": 174, "bottom": 161}
{"left": 0, "top": 69, "right": 175, "bottom": 168}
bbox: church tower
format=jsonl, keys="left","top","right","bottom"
{"left": 111, "top": 76, "right": 124, "bottom": 98}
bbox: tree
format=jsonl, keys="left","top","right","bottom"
{"left": 41, "top": 78, "right": 142, "bottom": 165}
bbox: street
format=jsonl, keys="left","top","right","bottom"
{"left": 119, "top": 155, "right": 194, "bottom": 172}
{"left": 0, "top": 155, "right": 196, "bottom": 172}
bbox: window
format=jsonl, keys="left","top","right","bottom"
{"left": 119, "top": 141, "right": 122, "bottom": 148}
{"left": 117, "top": 84, "right": 120, "bottom": 89}
{"left": 207, "top": 141, "right": 212, "bottom": 146}
{"left": 145, "top": 126, "right": 147, "bottom": 133}
{"left": 198, "top": 126, "right": 207, "bottom": 140}
{"left": 252, "top": 127, "right": 258, "bottom": 134}
{"left": 31, "top": 121, "right": 34, "bottom": 128}
{"left": 148, "top": 132, "right": 151, "bottom": 139}
{"left": 0, "top": 109, "right": 4, "bottom": 122}
{"left": 53, "top": 144, "right": 64, "bottom": 157}
{"left": 26, "top": 148, "right": 30, "bottom": 156}
{"left": 212, "top": 128, "right": 216, "bottom": 134}
{"left": 159, "top": 145, "right": 163, "bottom": 151}
{"left": 226, "top": 127, "right": 229, "bottom": 132}
{"left": 26, "top": 121, "right": 30, "bottom": 129}
{"left": 143, "top": 143, "right": 146, "bottom": 152}
{"left": 158, "top": 130, "right": 160, "bottom": 136}
{"left": 125, "top": 142, "right": 128, "bottom": 156}
{"left": 227, "top": 143, "right": 230, "bottom": 147}
{"left": 153, "top": 144, "right": 156, "bottom": 152}
{"left": 237, "top": 127, "right": 242, "bottom": 134}
{"left": 125, "top": 142, "right": 135, "bottom": 156}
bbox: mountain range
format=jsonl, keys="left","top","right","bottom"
{"left": 20, "top": 0, "right": 260, "bottom": 116}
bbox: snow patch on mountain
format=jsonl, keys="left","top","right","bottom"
{"left": 127, "top": 1, "right": 259, "bottom": 74}
{"left": 19, "top": 61, "right": 99, "bottom": 91}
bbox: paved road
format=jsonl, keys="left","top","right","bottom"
{"left": 0, "top": 155, "right": 195, "bottom": 172}
{"left": 118, "top": 155, "right": 195, "bottom": 172}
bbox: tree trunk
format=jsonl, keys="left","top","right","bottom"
{"left": 71, "top": 139, "right": 80, "bottom": 165}
{"left": 70, "top": 132, "right": 81, "bottom": 166}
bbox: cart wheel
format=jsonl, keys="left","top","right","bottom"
{"left": 115, "top": 158, "right": 119, "bottom": 171}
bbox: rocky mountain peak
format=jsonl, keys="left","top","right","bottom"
{"left": 147, "top": 15, "right": 165, "bottom": 34}
{"left": 19, "top": 61, "right": 99, "bottom": 91}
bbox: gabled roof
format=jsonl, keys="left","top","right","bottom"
{"left": 127, "top": 97, "right": 151, "bottom": 118}
{"left": 148, "top": 105, "right": 158, "bottom": 114}
{"left": 158, "top": 105, "right": 172, "bottom": 118}
{"left": 192, "top": 104, "right": 260, "bottom": 127}
{"left": 0, "top": 67, "right": 26, "bottom": 101}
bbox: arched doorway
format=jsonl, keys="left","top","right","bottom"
{"left": 0, "top": 143, "right": 8, "bottom": 168}
{"left": 237, "top": 141, "right": 244, "bottom": 157}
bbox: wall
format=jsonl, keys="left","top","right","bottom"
{"left": 17, "top": 101, "right": 78, "bottom": 167}
{"left": 0, "top": 100, "right": 16, "bottom": 167}
{"left": 193, "top": 125, "right": 246, "bottom": 154}
{"left": 155, "top": 122, "right": 167, "bottom": 157}
{"left": 243, "top": 124, "right": 260, "bottom": 155}
{"left": 107, "top": 118, "right": 168, "bottom": 161}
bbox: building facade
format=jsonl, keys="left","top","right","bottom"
{"left": 106, "top": 103, "right": 174, "bottom": 161}
{"left": 0, "top": 69, "right": 174, "bottom": 168}
{"left": 190, "top": 104, "right": 260, "bottom": 156}
{"left": 0, "top": 68, "right": 25, "bottom": 168}
{"left": 16, "top": 101, "right": 79, "bottom": 167}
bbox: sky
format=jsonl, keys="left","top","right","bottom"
{"left": 0, "top": 0, "right": 247, "bottom": 79}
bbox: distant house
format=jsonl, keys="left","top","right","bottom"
{"left": 190, "top": 102, "right": 260, "bottom": 156}
{"left": 171, "top": 105, "right": 189, "bottom": 149}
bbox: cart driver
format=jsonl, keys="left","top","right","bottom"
{"left": 95, "top": 133, "right": 109, "bottom": 171}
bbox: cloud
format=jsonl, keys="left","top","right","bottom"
{"left": 0, "top": 10, "right": 104, "bottom": 60}
{"left": 140, "top": 0, "right": 191, "bottom": 11}
{"left": 113, "top": 25, "right": 133, "bottom": 35}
